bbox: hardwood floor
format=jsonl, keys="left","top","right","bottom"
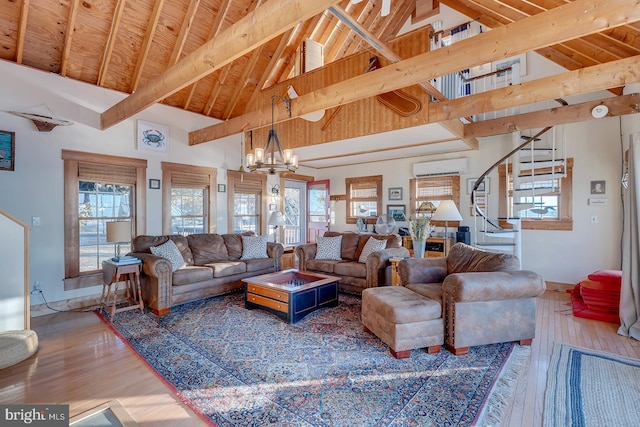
{"left": 1, "top": 289, "right": 638, "bottom": 426}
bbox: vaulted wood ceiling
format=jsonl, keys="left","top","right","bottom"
{"left": 1, "top": 0, "right": 640, "bottom": 161}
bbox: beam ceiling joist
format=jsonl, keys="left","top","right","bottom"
{"left": 189, "top": 0, "right": 640, "bottom": 145}
{"left": 463, "top": 93, "right": 640, "bottom": 138}
{"left": 15, "top": 0, "right": 29, "bottom": 64}
{"left": 100, "top": 0, "right": 342, "bottom": 130}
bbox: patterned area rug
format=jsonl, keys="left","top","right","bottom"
{"left": 543, "top": 343, "right": 640, "bottom": 427}
{"left": 98, "top": 292, "right": 529, "bottom": 426}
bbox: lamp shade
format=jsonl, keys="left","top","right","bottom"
{"left": 106, "top": 221, "right": 131, "bottom": 243}
{"left": 268, "top": 211, "right": 286, "bottom": 227}
{"left": 431, "top": 200, "right": 463, "bottom": 222}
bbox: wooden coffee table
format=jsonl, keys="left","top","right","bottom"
{"left": 243, "top": 269, "right": 340, "bottom": 323}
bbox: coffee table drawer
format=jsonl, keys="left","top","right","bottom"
{"left": 247, "top": 293, "right": 288, "bottom": 313}
{"left": 246, "top": 284, "right": 289, "bottom": 302}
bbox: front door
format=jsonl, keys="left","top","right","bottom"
{"left": 307, "top": 180, "right": 330, "bottom": 243}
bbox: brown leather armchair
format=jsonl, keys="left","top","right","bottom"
{"left": 398, "top": 243, "right": 546, "bottom": 355}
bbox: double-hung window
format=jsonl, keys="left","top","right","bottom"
{"left": 228, "top": 170, "right": 266, "bottom": 234}
{"left": 346, "top": 175, "right": 382, "bottom": 224}
{"left": 63, "top": 150, "right": 146, "bottom": 290}
{"left": 161, "top": 162, "right": 216, "bottom": 235}
{"left": 409, "top": 176, "right": 461, "bottom": 220}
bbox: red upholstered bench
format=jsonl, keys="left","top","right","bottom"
{"left": 570, "top": 270, "right": 621, "bottom": 323}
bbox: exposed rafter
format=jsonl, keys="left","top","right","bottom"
{"left": 60, "top": 0, "right": 80, "bottom": 77}
{"left": 15, "top": 0, "right": 29, "bottom": 65}
{"left": 130, "top": 0, "right": 165, "bottom": 93}
{"left": 168, "top": 0, "right": 201, "bottom": 67}
{"left": 189, "top": 0, "right": 640, "bottom": 145}
{"left": 463, "top": 94, "right": 640, "bottom": 138}
{"left": 100, "top": 0, "right": 343, "bottom": 130}
{"left": 97, "top": 0, "right": 127, "bottom": 87}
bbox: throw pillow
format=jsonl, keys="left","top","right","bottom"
{"left": 358, "top": 237, "right": 387, "bottom": 263}
{"left": 315, "top": 235, "right": 343, "bottom": 260}
{"left": 240, "top": 235, "right": 269, "bottom": 260}
{"left": 150, "top": 239, "right": 185, "bottom": 272}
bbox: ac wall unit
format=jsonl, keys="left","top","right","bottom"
{"left": 412, "top": 158, "right": 469, "bottom": 177}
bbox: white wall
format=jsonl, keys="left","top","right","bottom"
{"left": 0, "top": 60, "right": 240, "bottom": 305}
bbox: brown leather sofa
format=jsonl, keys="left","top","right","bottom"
{"left": 130, "top": 233, "right": 283, "bottom": 315}
{"left": 398, "top": 242, "right": 546, "bottom": 355}
{"left": 295, "top": 231, "right": 410, "bottom": 294}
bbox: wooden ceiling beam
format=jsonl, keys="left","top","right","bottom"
{"left": 130, "top": 0, "right": 164, "bottom": 93}
{"left": 15, "top": 0, "right": 29, "bottom": 64}
{"left": 463, "top": 93, "right": 640, "bottom": 138}
{"left": 100, "top": 0, "right": 343, "bottom": 130}
{"left": 189, "top": 0, "right": 640, "bottom": 144}
{"left": 430, "top": 56, "right": 640, "bottom": 122}
{"left": 223, "top": 46, "right": 264, "bottom": 119}
{"left": 97, "top": 0, "right": 126, "bottom": 87}
{"left": 60, "top": 0, "right": 79, "bottom": 77}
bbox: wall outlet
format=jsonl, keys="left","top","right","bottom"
{"left": 31, "top": 281, "right": 42, "bottom": 293}
{"left": 591, "top": 215, "right": 598, "bottom": 224}
{"left": 31, "top": 216, "right": 41, "bottom": 227}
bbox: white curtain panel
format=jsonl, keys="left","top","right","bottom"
{"left": 619, "top": 133, "right": 640, "bottom": 339}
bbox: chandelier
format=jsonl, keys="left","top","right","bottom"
{"left": 246, "top": 95, "right": 298, "bottom": 174}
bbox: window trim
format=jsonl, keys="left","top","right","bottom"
{"left": 345, "top": 175, "right": 383, "bottom": 225}
{"left": 498, "top": 158, "right": 573, "bottom": 230}
{"left": 62, "top": 150, "right": 147, "bottom": 290}
{"left": 161, "top": 162, "right": 217, "bottom": 235}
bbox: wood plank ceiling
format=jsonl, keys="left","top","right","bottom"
{"left": 1, "top": 0, "right": 640, "bottom": 154}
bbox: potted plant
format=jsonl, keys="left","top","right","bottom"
{"left": 402, "top": 215, "right": 434, "bottom": 258}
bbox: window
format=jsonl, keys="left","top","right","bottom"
{"left": 161, "top": 162, "right": 216, "bottom": 235}
{"left": 346, "top": 175, "right": 382, "bottom": 224}
{"left": 63, "top": 150, "right": 147, "bottom": 290}
{"left": 409, "top": 176, "right": 461, "bottom": 224}
{"left": 498, "top": 158, "right": 573, "bottom": 230}
{"left": 228, "top": 170, "right": 266, "bottom": 234}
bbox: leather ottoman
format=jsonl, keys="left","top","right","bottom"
{"left": 361, "top": 286, "right": 443, "bottom": 359}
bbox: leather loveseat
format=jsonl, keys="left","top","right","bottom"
{"left": 398, "top": 242, "right": 546, "bottom": 355}
{"left": 130, "top": 233, "right": 283, "bottom": 315}
{"left": 295, "top": 231, "right": 410, "bottom": 294}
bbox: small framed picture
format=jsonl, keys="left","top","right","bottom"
{"left": 0, "top": 130, "right": 15, "bottom": 171}
{"left": 387, "top": 204, "right": 406, "bottom": 221}
{"left": 467, "top": 178, "right": 490, "bottom": 194}
{"left": 388, "top": 187, "right": 403, "bottom": 201}
{"left": 591, "top": 180, "right": 605, "bottom": 194}
{"left": 149, "top": 179, "right": 161, "bottom": 190}
{"left": 218, "top": 184, "right": 226, "bottom": 193}
{"left": 138, "top": 120, "right": 168, "bottom": 152}
{"left": 269, "top": 204, "right": 277, "bottom": 211}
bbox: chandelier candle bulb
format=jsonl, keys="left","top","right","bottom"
{"left": 255, "top": 148, "right": 264, "bottom": 164}
{"left": 292, "top": 155, "right": 298, "bottom": 168}
{"left": 246, "top": 153, "right": 254, "bottom": 167}
{"left": 283, "top": 149, "right": 293, "bottom": 164}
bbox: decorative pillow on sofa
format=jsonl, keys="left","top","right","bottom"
{"left": 240, "top": 235, "right": 269, "bottom": 260}
{"left": 315, "top": 235, "right": 343, "bottom": 260}
{"left": 150, "top": 239, "right": 186, "bottom": 272}
{"left": 358, "top": 237, "right": 387, "bottom": 263}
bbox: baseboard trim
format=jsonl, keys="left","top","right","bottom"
{"left": 30, "top": 290, "right": 125, "bottom": 317}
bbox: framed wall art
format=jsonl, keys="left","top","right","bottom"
{"left": 138, "top": 120, "right": 168, "bottom": 153}
{"left": 387, "top": 204, "right": 406, "bottom": 221}
{"left": 149, "top": 179, "right": 161, "bottom": 190}
{"left": 218, "top": 184, "right": 226, "bottom": 193}
{"left": 0, "top": 130, "right": 15, "bottom": 171}
{"left": 467, "top": 178, "right": 490, "bottom": 194}
{"left": 388, "top": 187, "right": 403, "bottom": 201}
{"left": 591, "top": 180, "right": 605, "bottom": 194}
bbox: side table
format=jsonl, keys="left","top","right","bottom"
{"left": 390, "top": 257, "right": 405, "bottom": 286}
{"left": 101, "top": 261, "right": 144, "bottom": 320}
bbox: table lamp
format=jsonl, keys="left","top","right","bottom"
{"left": 106, "top": 221, "right": 131, "bottom": 261}
{"left": 268, "top": 211, "right": 286, "bottom": 243}
{"left": 431, "top": 200, "right": 463, "bottom": 256}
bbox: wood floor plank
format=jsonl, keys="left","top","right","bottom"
{"left": 0, "top": 289, "right": 637, "bottom": 426}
